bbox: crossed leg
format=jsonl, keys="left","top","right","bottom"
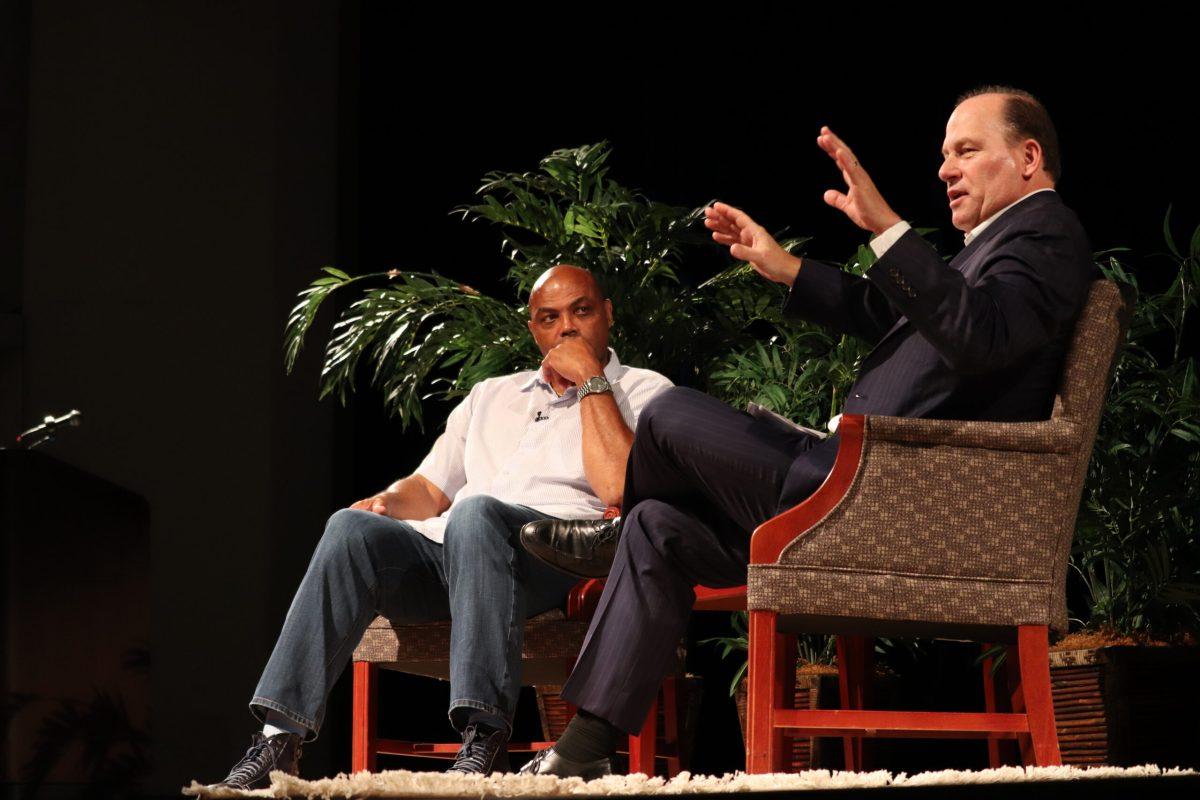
{"left": 560, "top": 387, "right": 837, "bottom": 733}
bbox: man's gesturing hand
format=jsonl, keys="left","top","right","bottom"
{"left": 350, "top": 491, "right": 402, "bottom": 517}
{"left": 704, "top": 202, "right": 801, "bottom": 285}
{"left": 817, "top": 126, "right": 902, "bottom": 235}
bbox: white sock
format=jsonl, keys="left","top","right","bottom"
{"left": 263, "top": 709, "right": 307, "bottom": 739}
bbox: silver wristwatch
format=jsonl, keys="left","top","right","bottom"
{"left": 576, "top": 375, "right": 612, "bottom": 400}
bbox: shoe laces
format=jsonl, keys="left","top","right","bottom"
{"left": 224, "top": 733, "right": 293, "bottom": 787}
{"left": 520, "top": 747, "right": 551, "bottom": 774}
{"left": 594, "top": 517, "right": 621, "bottom": 544}
{"left": 449, "top": 725, "right": 501, "bottom": 774}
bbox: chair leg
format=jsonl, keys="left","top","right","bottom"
{"left": 746, "top": 610, "right": 781, "bottom": 773}
{"left": 351, "top": 661, "right": 378, "bottom": 773}
{"left": 982, "top": 644, "right": 1003, "bottom": 768}
{"left": 628, "top": 694, "right": 658, "bottom": 775}
{"left": 661, "top": 675, "right": 681, "bottom": 777}
{"left": 775, "top": 631, "right": 796, "bottom": 771}
{"left": 982, "top": 644, "right": 1021, "bottom": 768}
{"left": 1017, "top": 625, "right": 1061, "bottom": 766}
{"left": 1005, "top": 643, "right": 1034, "bottom": 766}
{"left": 837, "top": 635, "right": 870, "bottom": 771}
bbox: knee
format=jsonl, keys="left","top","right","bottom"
{"left": 635, "top": 386, "right": 699, "bottom": 445}
{"left": 443, "top": 495, "right": 514, "bottom": 553}
{"left": 313, "top": 508, "right": 387, "bottom": 562}
{"left": 621, "top": 499, "right": 678, "bottom": 557}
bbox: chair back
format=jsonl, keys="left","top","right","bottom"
{"left": 1044, "top": 279, "right": 1134, "bottom": 625}
{"left": 747, "top": 279, "right": 1134, "bottom": 635}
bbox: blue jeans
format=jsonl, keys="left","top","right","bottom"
{"left": 250, "top": 495, "right": 579, "bottom": 739}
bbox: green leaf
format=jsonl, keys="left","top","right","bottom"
{"left": 1163, "top": 206, "right": 1180, "bottom": 258}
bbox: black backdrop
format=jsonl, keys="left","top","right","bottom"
{"left": 6, "top": 3, "right": 1198, "bottom": 792}
{"left": 341, "top": 6, "right": 1199, "bottom": 779}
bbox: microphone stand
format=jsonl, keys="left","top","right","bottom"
{"left": 5, "top": 409, "right": 83, "bottom": 450}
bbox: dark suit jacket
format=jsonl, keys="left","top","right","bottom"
{"left": 777, "top": 190, "right": 1096, "bottom": 507}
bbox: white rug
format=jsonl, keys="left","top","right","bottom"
{"left": 182, "top": 764, "right": 1195, "bottom": 798}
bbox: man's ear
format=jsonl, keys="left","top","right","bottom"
{"left": 1021, "top": 138, "right": 1044, "bottom": 179}
{"left": 604, "top": 298, "right": 613, "bottom": 326}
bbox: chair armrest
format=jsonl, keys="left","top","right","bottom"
{"left": 751, "top": 415, "right": 867, "bottom": 565}
{"left": 750, "top": 413, "right": 1080, "bottom": 566}
{"left": 866, "top": 415, "right": 1080, "bottom": 454}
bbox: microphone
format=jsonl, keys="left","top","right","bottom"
{"left": 12, "top": 409, "right": 83, "bottom": 450}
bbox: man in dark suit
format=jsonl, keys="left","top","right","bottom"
{"left": 519, "top": 87, "right": 1095, "bottom": 777}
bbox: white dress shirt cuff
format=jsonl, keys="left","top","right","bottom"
{"left": 869, "top": 220, "right": 911, "bottom": 258}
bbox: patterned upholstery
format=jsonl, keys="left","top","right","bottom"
{"left": 748, "top": 280, "right": 1132, "bottom": 633}
{"left": 352, "top": 609, "right": 589, "bottom": 686}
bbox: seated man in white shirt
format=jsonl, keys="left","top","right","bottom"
{"left": 207, "top": 264, "right": 673, "bottom": 788}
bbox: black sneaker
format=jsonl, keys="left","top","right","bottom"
{"left": 211, "top": 731, "right": 302, "bottom": 790}
{"left": 447, "top": 724, "right": 510, "bottom": 774}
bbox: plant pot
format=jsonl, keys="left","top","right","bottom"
{"left": 734, "top": 668, "right": 839, "bottom": 771}
{"left": 1049, "top": 645, "right": 1200, "bottom": 767}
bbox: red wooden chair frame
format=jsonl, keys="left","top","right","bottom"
{"left": 351, "top": 580, "right": 748, "bottom": 775}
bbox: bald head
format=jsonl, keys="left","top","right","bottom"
{"left": 526, "top": 264, "right": 613, "bottom": 361}
{"left": 529, "top": 264, "right": 604, "bottom": 307}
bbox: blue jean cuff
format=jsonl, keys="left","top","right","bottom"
{"left": 250, "top": 696, "right": 320, "bottom": 742}
{"left": 448, "top": 699, "right": 511, "bottom": 734}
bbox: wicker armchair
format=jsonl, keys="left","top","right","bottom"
{"left": 744, "top": 280, "right": 1132, "bottom": 772}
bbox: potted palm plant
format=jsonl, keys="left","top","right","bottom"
{"left": 282, "top": 142, "right": 845, "bottom": 767}
{"left": 284, "top": 142, "right": 1200, "bottom": 771}
{"left": 1044, "top": 220, "right": 1200, "bottom": 768}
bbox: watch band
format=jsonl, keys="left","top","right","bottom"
{"left": 577, "top": 375, "right": 612, "bottom": 400}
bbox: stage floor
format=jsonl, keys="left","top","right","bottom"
{"left": 182, "top": 766, "right": 1200, "bottom": 799}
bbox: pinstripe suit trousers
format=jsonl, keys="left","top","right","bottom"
{"left": 560, "top": 386, "right": 839, "bottom": 733}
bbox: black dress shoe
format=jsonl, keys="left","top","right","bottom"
{"left": 211, "top": 731, "right": 302, "bottom": 790}
{"left": 447, "top": 724, "right": 511, "bottom": 774}
{"left": 519, "top": 517, "right": 622, "bottom": 578}
{"left": 518, "top": 746, "right": 612, "bottom": 779}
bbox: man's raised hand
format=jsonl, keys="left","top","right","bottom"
{"left": 703, "top": 202, "right": 801, "bottom": 286}
{"left": 816, "top": 126, "right": 902, "bottom": 235}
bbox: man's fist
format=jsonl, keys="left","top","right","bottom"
{"left": 541, "top": 337, "right": 604, "bottom": 387}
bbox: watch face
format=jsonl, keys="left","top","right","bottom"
{"left": 580, "top": 376, "right": 611, "bottom": 395}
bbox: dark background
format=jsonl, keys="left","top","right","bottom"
{"left": 2, "top": 2, "right": 1196, "bottom": 795}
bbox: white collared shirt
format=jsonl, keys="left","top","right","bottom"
{"left": 406, "top": 349, "right": 673, "bottom": 542}
{"left": 962, "top": 188, "right": 1056, "bottom": 246}
{"left": 869, "top": 188, "right": 1058, "bottom": 257}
